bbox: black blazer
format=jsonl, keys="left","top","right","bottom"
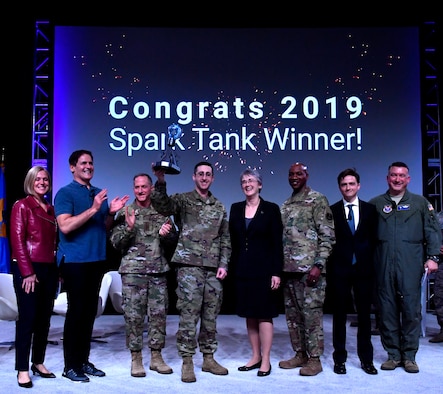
{"left": 328, "top": 199, "right": 377, "bottom": 277}
{"left": 229, "top": 198, "right": 283, "bottom": 279}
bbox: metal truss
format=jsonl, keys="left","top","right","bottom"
{"left": 32, "top": 20, "right": 51, "bottom": 172}
{"left": 421, "top": 21, "right": 442, "bottom": 212}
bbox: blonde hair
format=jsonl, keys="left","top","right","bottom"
{"left": 24, "top": 166, "right": 52, "bottom": 196}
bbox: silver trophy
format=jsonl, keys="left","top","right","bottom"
{"left": 153, "top": 123, "right": 183, "bottom": 174}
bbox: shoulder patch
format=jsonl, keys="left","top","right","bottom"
{"left": 428, "top": 204, "right": 434, "bottom": 211}
{"left": 383, "top": 205, "right": 393, "bottom": 214}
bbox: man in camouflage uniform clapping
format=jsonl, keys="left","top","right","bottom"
{"left": 279, "top": 162, "right": 335, "bottom": 376}
{"left": 151, "top": 161, "right": 231, "bottom": 383}
{"left": 110, "top": 173, "right": 177, "bottom": 378}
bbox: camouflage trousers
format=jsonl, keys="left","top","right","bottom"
{"left": 121, "top": 273, "right": 169, "bottom": 351}
{"left": 175, "top": 266, "right": 223, "bottom": 357}
{"left": 434, "top": 263, "right": 443, "bottom": 329}
{"left": 282, "top": 273, "right": 326, "bottom": 357}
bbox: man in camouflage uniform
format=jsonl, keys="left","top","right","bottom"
{"left": 151, "top": 161, "right": 231, "bottom": 383}
{"left": 110, "top": 173, "right": 177, "bottom": 378}
{"left": 279, "top": 162, "right": 335, "bottom": 376}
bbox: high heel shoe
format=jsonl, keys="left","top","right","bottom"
{"left": 31, "top": 364, "right": 56, "bottom": 378}
{"left": 257, "top": 364, "right": 271, "bottom": 377}
{"left": 17, "top": 373, "right": 33, "bottom": 388}
{"left": 238, "top": 360, "right": 262, "bottom": 371}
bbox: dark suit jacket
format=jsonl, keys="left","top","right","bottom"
{"left": 328, "top": 199, "right": 377, "bottom": 278}
{"left": 229, "top": 198, "right": 283, "bottom": 279}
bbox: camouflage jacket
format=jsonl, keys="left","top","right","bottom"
{"left": 281, "top": 186, "right": 335, "bottom": 273}
{"left": 151, "top": 182, "right": 230, "bottom": 270}
{"left": 109, "top": 200, "right": 173, "bottom": 274}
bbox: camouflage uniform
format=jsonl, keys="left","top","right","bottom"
{"left": 110, "top": 200, "right": 174, "bottom": 351}
{"left": 151, "top": 182, "right": 230, "bottom": 357}
{"left": 431, "top": 214, "right": 443, "bottom": 338}
{"left": 280, "top": 187, "right": 335, "bottom": 357}
{"left": 434, "top": 260, "right": 443, "bottom": 332}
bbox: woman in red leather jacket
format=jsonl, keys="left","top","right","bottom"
{"left": 10, "top": 166, "right": 58, "bottom": 388}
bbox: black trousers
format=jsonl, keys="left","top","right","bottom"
{"left": 61, "top": 261, "right": 104, "bottom": 371}
{"left": 12, "top": 261, "right": 59, "bottom": 371}
{"left": 330, "top": 265, "right": 374, "bottom": 364}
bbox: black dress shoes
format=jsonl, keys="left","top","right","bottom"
{"left": 257, "top": 364, "right": 271, "bottom": 377}
{"left": 238, "top": 360, "right": 262, "bottom": 371}
{"left": 333, "top": 363, "right": 347, "bottom": 374}
{"left": 17, "top": 373, "right": 33, "bottom": 388}
{"left": 361, "top": 363, "right": 378, "bottom": 375}
{"left": 31, "top": 364, "right": 56, "bottom": 378}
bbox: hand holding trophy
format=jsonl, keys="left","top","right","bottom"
{"left": 153, "top": 123, "right": 184, "bottom": 175}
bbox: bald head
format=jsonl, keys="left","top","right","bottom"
{"left": 288, "top": 162, "right": 309, "bottom": 193}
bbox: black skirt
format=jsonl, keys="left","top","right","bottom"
{"left": 235, "top": 276, "right": 281, "bottom": 319}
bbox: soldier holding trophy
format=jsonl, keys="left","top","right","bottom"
{"left": 151, "top": 129, "right": 231, "bottom": 383}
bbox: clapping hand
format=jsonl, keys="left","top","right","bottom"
{"left": 109, "top": 194, "right": 130, "bottom": 214}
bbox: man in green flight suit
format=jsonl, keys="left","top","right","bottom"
{"left": 370, "top": 162, "right": 441, "bottom": 374}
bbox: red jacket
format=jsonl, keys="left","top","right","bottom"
{"left": 10, "top": 195, "right": 57, "bottom": 278}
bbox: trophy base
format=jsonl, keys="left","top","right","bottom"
{"left": 153, "top": 161, "right": 181, "bottom": 175}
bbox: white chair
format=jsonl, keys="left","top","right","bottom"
{"left": 53, "top": 271, "right": 112, "bottom": 318}
{"left": 107, "top": 270, "right": 124, "bottom": 314}
{"left": 97, "top": 272, "right": 113, "bottom": 317}
{"left": 0, "top": 273, "right": 18, "bottom": 350}
{"left": 53, "top": 271, "right": 113, "bottom": 342}
{"left": 421, "top": 269, "right": 436, "bottom": 337}
{"left": 0, "top": 272, "right": 59, "bottom": 347}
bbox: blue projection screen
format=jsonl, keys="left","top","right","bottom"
{"left": 53, "top": 26, "right": 422, "bottom": 209}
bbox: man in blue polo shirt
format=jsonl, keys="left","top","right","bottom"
{"left": 54, "top": 149, "right": 129, "bottom": 383}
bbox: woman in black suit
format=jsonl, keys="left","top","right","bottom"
{"left": 327, "top": 168, "right": 378, "bottom": 375}
{"left": 229, "top": 169, "right": 284, "bottom": 377}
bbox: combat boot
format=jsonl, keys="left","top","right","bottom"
{"left": 429, "top": 330, "right": 443, "bottom": 343}
{"left": 181, "top": 356, "right": 196, "bottom": 383}
{"left": 131, "top": 351, "right": 146, "bottom": 377}
{"left": 202, "top": 353, "right": 229, "bottom": 375}
{"left": 278, "top": 351, "right": 308, "bottom": 369}
{"left": 150, "top": 350, "right": 173, "bottom": 374}
{"left": 299, "top": 356, "right": 323, "bottom": 376}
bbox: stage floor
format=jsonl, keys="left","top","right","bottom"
{"left": 1, "top": 313, "right": 441, "bottom": 393}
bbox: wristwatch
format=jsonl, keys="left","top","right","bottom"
{"left": 314, "top": 263, "right": 324, "bottom": 271}
{"left": 427, "top": 255, "right": 440, "bottom": 264}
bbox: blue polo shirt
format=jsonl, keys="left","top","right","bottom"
{"left": 54, "top": 180, "right": 109, "bottom": 264}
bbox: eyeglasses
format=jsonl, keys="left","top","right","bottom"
{"left": 241, "top": 179, "right": 258, "bottom": 185}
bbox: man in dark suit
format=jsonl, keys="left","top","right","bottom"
{"left": 327, "top": 168, "right": 378, "bottom": 375}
